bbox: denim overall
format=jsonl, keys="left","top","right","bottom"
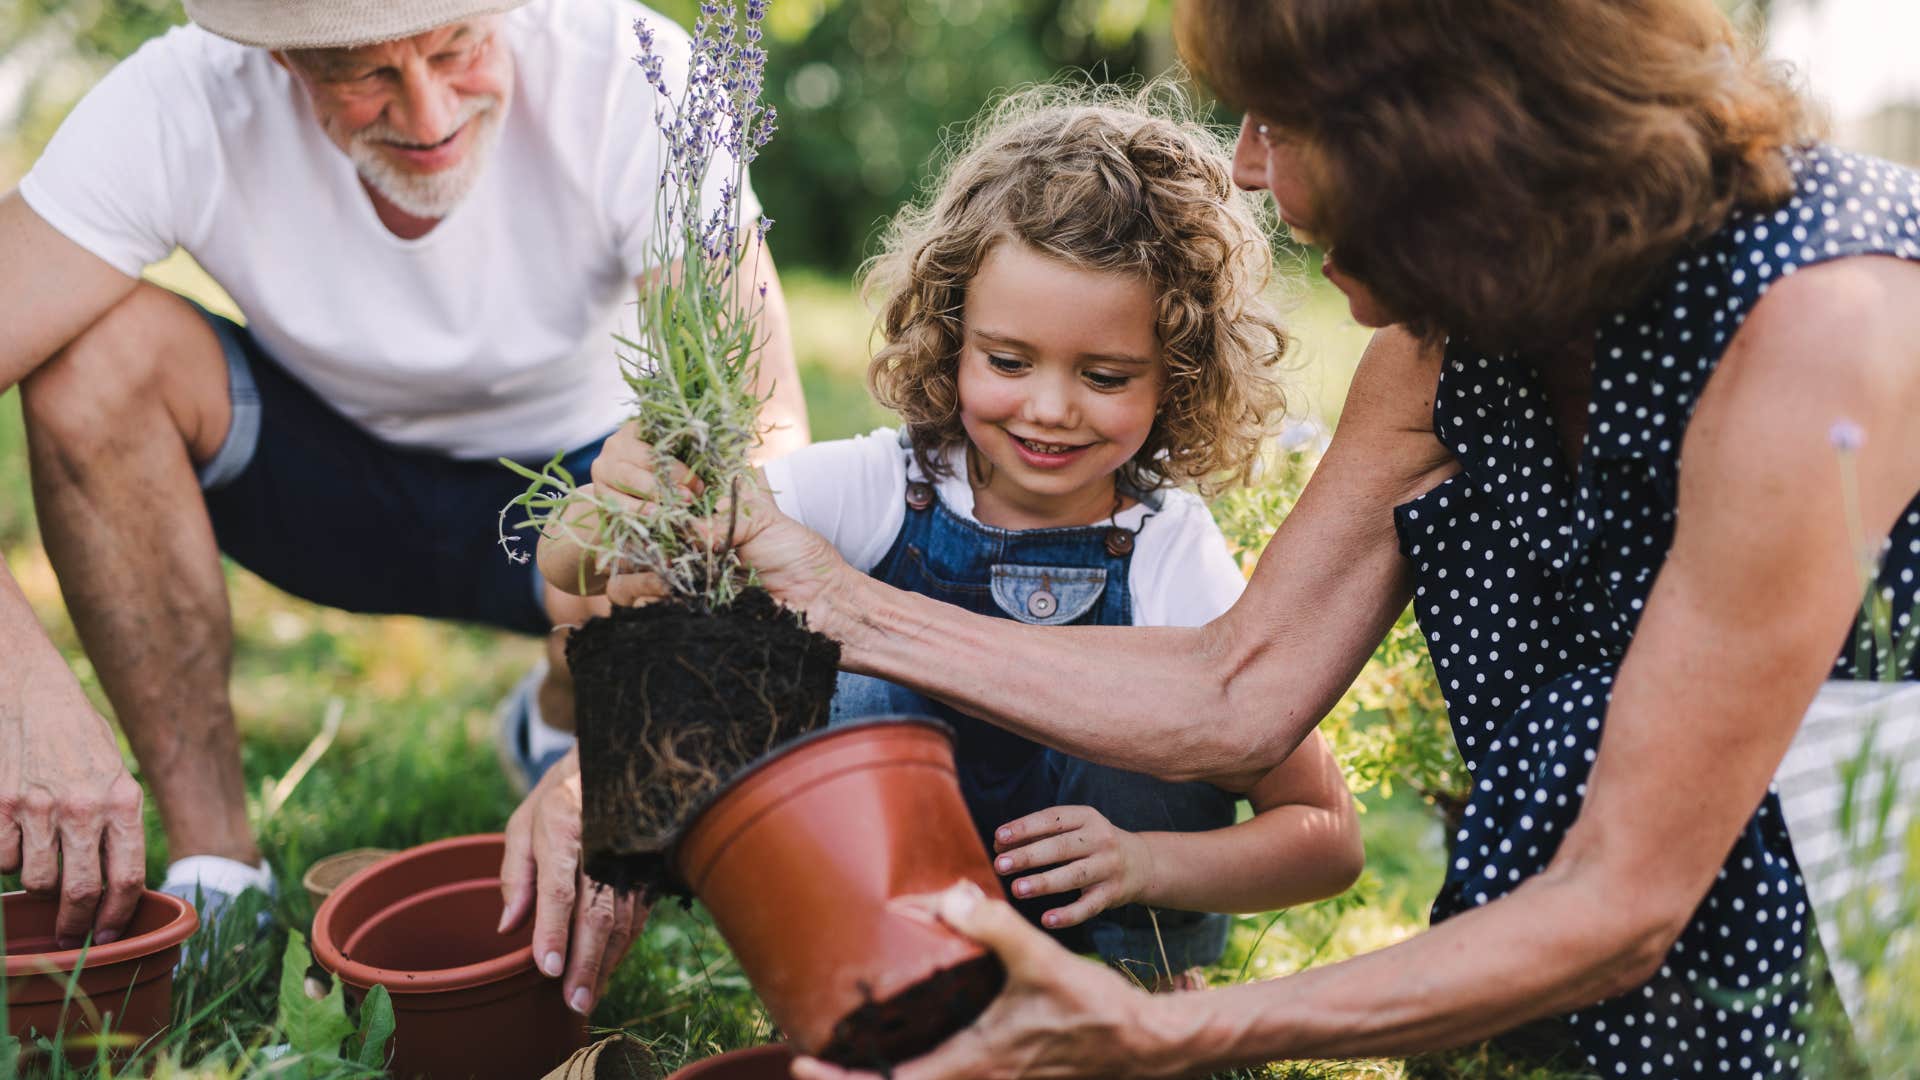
{"left": 831, "top": 469, "right": 1236, "bottom": 973}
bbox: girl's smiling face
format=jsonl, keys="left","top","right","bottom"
{"left": 958, "top": 241, "right": 1166, "bottom": 531}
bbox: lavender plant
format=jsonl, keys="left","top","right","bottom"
{"left": 504, "top": 0, "right": 777, "bottom": 610}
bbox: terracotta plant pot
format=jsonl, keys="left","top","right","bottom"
{"left": 674, "top": 718, "right": 1005, "bottom": 1069}
{"left": 3, "top": 889, "right": 198, "bottom": 1060}
{"left": 301, "top": 847, "right": 394, "bottom": 911}
{"left": 667, "top": 1044, "right": 795, "bottom": 1079}
{"left": 311, "top": 834, "right": 587, "bottom": 1079}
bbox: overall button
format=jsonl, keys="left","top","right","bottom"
{"left": 1104, "top": 527, "right": 1135, "bottom": 558}
{"left": 905, "top": 481, "right": 935, "bottom": 511}
{"left": 1027, "top": 589, "right": 1058, "bottom": 618}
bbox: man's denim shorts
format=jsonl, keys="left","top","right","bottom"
{"left": 191, "top": 304, "right": 608, "bottom": 636}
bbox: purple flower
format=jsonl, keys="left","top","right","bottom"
{"left": 1830, "top": 418, "right": 1867, "bottom": 453}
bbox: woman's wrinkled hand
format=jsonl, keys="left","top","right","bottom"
{"left": 991, "top": 805, "right": 1153, "bottom": 930}
{"left": 789, "top": 882, "right": 1184, "bottom": 1080}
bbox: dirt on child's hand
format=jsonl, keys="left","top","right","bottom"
{"left": 991, "top": 804, "right": 1152, "bottom": 930}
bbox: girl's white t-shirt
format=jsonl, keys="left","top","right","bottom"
{"left": 762, "top": 429, "right": 1248, "bottom": 628}
{"left": 20, "top": 0, "right": 742, "bottom": 463}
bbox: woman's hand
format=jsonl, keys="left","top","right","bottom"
{"left": 790, "top": 883, "right": 1189, "bottom": 1080}
{"left": 992, "top": 805, "right": 1152, "bottom": 929}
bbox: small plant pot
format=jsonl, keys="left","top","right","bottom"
{"left": 3, "top": 889, "right": 198, "bottom": 1061}
{"left": 666, "top": 1044, "right": 794, "bottom": 1079}
{"left": 311, "top": 834, "right": 587, "bottom": 1079}
{"left": 301, "top": 847, "right": 394, "bottom": 911}
{"left": 674, "top": 718, "right": 1005, "bottom": 1069}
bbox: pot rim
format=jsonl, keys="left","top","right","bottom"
{"left": 1, "top": 889, "right": 199, "bottom": 976}
{"left": 666, "top": 1042, "right": 795, "bottom": 1078}
{"left": 311, "top": 833, "right": 535, "bottom": 994}
{"left": 664, "top": 716, "right": 954, "bottom": 880}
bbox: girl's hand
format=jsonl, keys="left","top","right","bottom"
{"left": 790, "top": 883, "right": 1187, "bottom": 1080}
{"left": 590, "top": 424, "right": 859, "bottom": 626}
{"left": 992, "top": 805, "right": 1152, "bottom": 929}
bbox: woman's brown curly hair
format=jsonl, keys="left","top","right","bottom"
{"left": 1177, "top": 0, "right": 1813, "bottom": 352}
{"left": 861, "top": 82, "right": 1289, "bottom": 497}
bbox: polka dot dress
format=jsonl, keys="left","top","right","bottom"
{"left": 1393, "top": 145, "right": 1920, "bottom": 1077}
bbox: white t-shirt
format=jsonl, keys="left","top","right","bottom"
{"left": 763, "top": 429, "right": 1247, "bottom": 628}
{"left": 20, "top": 0, "right": 743, "bottom": 462}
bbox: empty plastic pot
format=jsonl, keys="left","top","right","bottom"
{"left": 311, "top": 834, "right": 587, "bottom": 1079}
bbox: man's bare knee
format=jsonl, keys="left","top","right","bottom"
{"left": 21, "top": 283, "right": 230, "bottom": 467}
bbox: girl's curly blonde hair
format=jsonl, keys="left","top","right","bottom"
{"left": 861, "top": 82, "right": 1289, "bottom": 498}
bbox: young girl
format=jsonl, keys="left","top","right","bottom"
{"left": 546, "top": 87, "right": 1362, "bottom": 986}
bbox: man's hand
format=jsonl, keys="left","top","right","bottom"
{"left": 499, "top": 746, "right": 648, "bottom": 1015}
{"left": 992, "top": 805, "right": 1152, "bottom": 930}
{"left": 0, "top": 692, "right": 146, "bottom": 946}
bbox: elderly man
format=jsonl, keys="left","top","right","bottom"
{"left": 0, "top": 0, "right": 804, "bottom": 1016}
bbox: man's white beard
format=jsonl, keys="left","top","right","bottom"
{"left": 348, "top": 94, "right": 504, "bottom": 220}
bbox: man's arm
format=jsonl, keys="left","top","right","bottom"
{"left": 744, "top": 248, "right": 809, "bottom": 460}
{"left": 0, "top": 190, "right": 150, "bottom": 941}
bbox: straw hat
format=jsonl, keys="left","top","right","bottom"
{"left": 184, "top": 0, "right": 528, "bottom": 50}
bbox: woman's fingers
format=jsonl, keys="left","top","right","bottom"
{"left": 933, "top": 882, "right": 1061, "bottom": 980}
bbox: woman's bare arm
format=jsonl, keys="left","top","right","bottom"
{"left": 1133, "top": 255, "right": 1920, "bottom": 1068}
{"left": 792, "top": 256, "right": 1920, "bottom": 1080}
{"left": 764, "top": 327, "right": 1457, "bottom": 782}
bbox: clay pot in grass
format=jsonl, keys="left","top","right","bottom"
{"left": 666, "top": 1044, "right": 795, "bottom": 1079}
{"left": 3, "top": 889, "right": 198, "bottom": 1061}
{"left": 673, "top": 718, "right": 1006, "bottom": 1069}
{"left": 310, "top": 833, "right": 587, "bottom": 1080}
{"left": 301, "top": 847, "right": 393, "bottom": 911}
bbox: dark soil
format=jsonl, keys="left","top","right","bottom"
{"left": 569, "top": 587, "right": 840, "bottom": 896}
{"left": 816, "top": 954, "right": 1008, "bottom": 1072}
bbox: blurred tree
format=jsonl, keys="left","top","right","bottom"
{"left": 2, "top": 0, "right": 1179, "bottom": 270}
{"left": 656, "top": 0, "right": 1180, "bottom": 271}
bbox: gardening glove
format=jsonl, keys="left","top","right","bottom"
{"left": 791, "top": 882, "right": 1174, "bottom": 1080}
{"left": 500, "top": 746, "right": 651, "bottom": 1016}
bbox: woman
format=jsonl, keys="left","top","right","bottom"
{"left": 524, "top": 0, "right": 1920, "bottom": 1074}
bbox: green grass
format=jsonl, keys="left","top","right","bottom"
{"left": 0, "top": 259, "right": 1592, "bottom": 1079}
